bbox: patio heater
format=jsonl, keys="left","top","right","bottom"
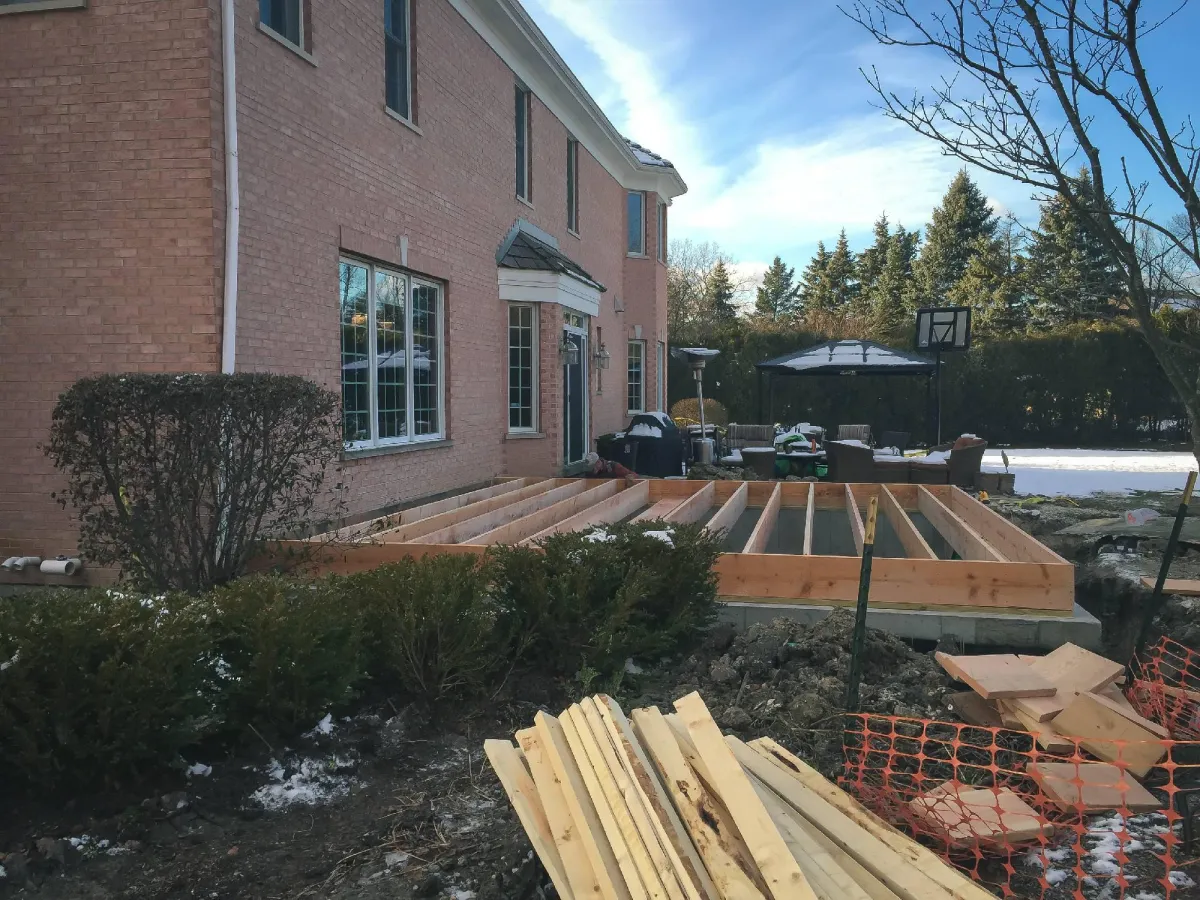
{"left": 671, "top": 347, "right": 720, "bottom": 464}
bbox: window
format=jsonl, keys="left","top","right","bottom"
{"left": 508, "top": 305, "right": 538, "bottom": 431}
{"left": 0, "top": 0, "right": 87, "bottom": 14}
{"left": 385, "top": 0, "right": 412, "bottom": 121}
{"left": 515, "top": 86, "right": 532, "bottom": 202}
{"left": 627, "top": 340, "right": 645, "bottom": 413}
{"left": 566, "top": 138, "right": 579, "bottom": 233}
{"left": 627, "top": 191, "right": 644, "bottom": 255}
{"left": 340, "top": 258, "right": 443, "bottom": 448}
{"left": 260, "top": 0, "right": 302, "bottom": 47}
{"left": 657, "top": 341, "right": 666, "bottom": 411}
{"left": 657, "top": 199, "right": 667, "bottom": 263}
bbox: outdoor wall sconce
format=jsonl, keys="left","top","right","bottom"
{"left": 593, "top": 343, "right": 611, "bottom": 370}
{"left": 558, "top": 337, "right": 580, "bottom": 366}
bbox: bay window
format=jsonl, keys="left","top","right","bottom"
{"left": 339, "top": 258, "right": 443, "bottom": 448}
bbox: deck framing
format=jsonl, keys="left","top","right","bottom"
{"left": 282, "top": 478, "right": 1073, "bottom": 614}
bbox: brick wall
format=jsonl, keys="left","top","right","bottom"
{"left": 0, "top": 0, "right": 220, "bottom": 557}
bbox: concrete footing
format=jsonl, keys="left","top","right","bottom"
{"left": 718, "top": 601, "right": 1102, "bottom": 651}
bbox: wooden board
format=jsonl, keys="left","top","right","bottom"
{"left": 672, "top": 693, "right": 817, "bottom": 900}
{"left": 329, "top": 478, "right": 533, "bottom": 541}
{"left": 413, "top": 480, "right": 591, "bottom": 544}
{"left": 523, "top": 480, "right": 650, "bottom": 544}
{"left": 630, "top": 707, "right": 768, "bottom": 900}
{"left": 634, "top": 499, "right": 684, "bottom": 523}
{"left": 1144, "top": 577, "right": 1200, "bottom": 596}
{"left": 1084, "top": 688, "right": 1169, "bottom": 739}
{"left": 517, "top": 726, "right": 605, "bottom": 900}
{"left": 1052, "top": 692, "right": 1169, "bottom": 777}
{"left": 803, "top": 482, "right": 815, "bottom": 556}
{"left": 535, "top": 713, "right": 632, "bottom": 900}
{"left": 880, "top": 485, "right": 935, "bottom": 560}
{"left": 909, "top": 787, "right": 1052, "bottom": 847}
{"left": 484, "top": 740, "right": 574, "bottom": 899}
{"left": 669, "top": 482, "right": 716, "bottom": 525}
{"left": 917, "top": 488, "right": 1004, "bottom": 562}
{"left": 846, "top": 484, "right": 865, "bottom": 556}
{"left": 1028, "top": 762, "right": 1161, "bottom": 813}
{"left": 1011, "top": 644, "right": 1126, "bottom": 722}
{"left": 468, "top": 480, "right": 621, "bottom": 545}
{"left": 946, "top": 691, "right": 1003, "bottom": 728}
{"left": 705, "top": 483, "right": 749, "bottom": 538}
{"left": 743, "top": 483, "right": 781, "bottom": 555}
{"left": 995, "top": 700, "right": 1074, "bottom": 753}
{"left": 746, "top": 737, "right": 996, "bottom": 900}
{"left": 934, "top": 653, "right": 1058, "bottom": 700}
{"left": 945, "top": 487, "right": 1066, "bottom": 565}
{"left": 376, "top": 480, "right": 557, "bottom": 543}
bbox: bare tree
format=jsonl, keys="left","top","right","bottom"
{"left": 667, "top": 238, "right": 740, "bottom": 335}
{"left": 845, "top": 0, "right": 1200, "bottom": 459}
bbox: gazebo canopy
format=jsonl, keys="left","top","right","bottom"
{"left": 757, "top": 339, "right": 936, "bottom": 376}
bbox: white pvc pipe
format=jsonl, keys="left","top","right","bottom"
{"left": 9, "top": 557, "right": 41, "bottom": 572}
{"left": 40, "top": 558, "right": 81, "bottom": 576}
{"left": 220, "top": 0, "right": 240, "bottom": 374}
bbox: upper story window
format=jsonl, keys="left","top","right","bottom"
{"left": 657, "top": 199, "right": 667, "bottom": 263}
{"left": 0, "top": 0, "right": 87, "bottom": 14}
{"left": 627, "top": 191, "right": 645, "bottom": 255}
{"left": 385, "top": 0, "right": 412, "bottom": 121}
{"left": 515, "top": 86, "right": 533, "bottom": 202}
{"left": 340, "top": 258, "right": 444, "bottom": 449}
{"left": 566, "top": 139, "right": 580, "bottom": 233}
{"left": 260, "top": 0, "right": 303, "bottom": 48}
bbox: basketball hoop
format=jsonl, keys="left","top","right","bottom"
{"left": 915, "top": 307, "right": 972, "bottom": 445}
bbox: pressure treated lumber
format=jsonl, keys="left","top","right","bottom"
{"left": 414, "top": 480, "right": 590, "bottom": 544}
{"left": 517, "top": 726, "right": 605, "bottom": 900}
{"left": 747, "top": 737, "right": 997, "bottom": 900}
{"left": 1144, "top": 577, "right": 1200, "bottom": 595}
{"left": 377, "top": 479, "right": 557, "bottom": 542}
{"left": 335, "top": 478, "right": 534, "bottom": 541}
{"left": 1028, "top": 762, "right": 1161, "bottom": 813}
{"left": 1052, "top": 692, "right": 1169, "bottom": 777}
{"left": 935, "top": 653, "right": 1058, "bottom": 700}
{"left": 909, "top": 786, "right": 1052, "bottom": 847}
{"left": 917, "top": 487, "right": 1004, "bottom": 562}
{"left": 630, "top": 707, "right": 768, "bottom": 900}
{"left": 945, "top": 487, "right": 1066, "bottom": 565}
{"left": 846, "top": 484, "right": 865, "bottom": 556}
{"left": 672, "top": 693, "right": 817, "bottom": 900}
{"left": 523, "top": 480, "right": 650, "bottom": 544}
{"left": 668, "top": 482, "right": 716, "bottom": 525}
{"left": 535, "top": 713, "right": 632, "bottom": 900}
{"left": 743, "top": 483, "right": 781, "bottom": 555}
{"left": 1011, "top": 644, "right": 1126, "bottom": 722}
{"left": 467, "top": 480, "right": 620, "bottom": 545}
{"left": 880, "top": 485, "right": 935, "bottom": 559}
{"left": 705, "top": 483, "right": 749, "bottom": 538}
{"left": 483, "top": 740, "right": 574, "bottom": 899}
{"left": 803, "top": 482, "right": 815, "bottom": 555}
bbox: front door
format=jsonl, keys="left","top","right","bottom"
{"left": 562, "top": 312, "right": 588, "bottom": 465}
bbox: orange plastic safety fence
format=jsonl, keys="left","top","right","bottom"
{"left": 839, "top": 713, "right": 1200, "bottom": 899}
{"left": 1130, "top": 636, "right": 1200, "bottom": 741}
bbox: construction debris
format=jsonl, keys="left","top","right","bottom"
{"left": 485, "top": 691, "right": 997, "bottom": 900}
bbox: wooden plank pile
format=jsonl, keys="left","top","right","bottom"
{"left": 485, "top": 691, "right": 997, "bottom": 900}
{"left": 938, "top": 643, "right": 1171, "bottom": 781}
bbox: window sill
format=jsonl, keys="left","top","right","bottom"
{"left": 626, "top": 252, "right": 648, "bottom": 259}
{"left": 258, "top": 22, "right": 318, "bottom": 66}
{"left": 567, "top": 228, "right": 580, "bottom": 240}
{"left": 516, "top": 194, "right": 534, "bottom": 210}
{"left": 0, "top": 0, "right": 85, "bottom": 14}
{"left": 342, "top": 438, "right": 452, "bottom": 461}
{"left": 505, "top": 431, "right": 545, "bottom": 440}
{"left": 384, "top": 106, "right": 422, "bottom": 135}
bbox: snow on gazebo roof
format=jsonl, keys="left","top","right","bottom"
{"left": 757, "top": 339, "right": 936, "bottom": 376}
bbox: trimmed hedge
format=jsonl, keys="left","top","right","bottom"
{"left": 0, "top": 520, "right": 720, "bottom": 789}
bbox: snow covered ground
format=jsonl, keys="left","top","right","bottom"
{"left": 981, "top": 449, "right": 1196, "bottom": 497}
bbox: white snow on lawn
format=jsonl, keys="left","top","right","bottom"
{"left": 982, "top": 449, "right": 1196, "bottom": 496}
{"left": 251, "top": 755, "right": 358, "bottom": 811}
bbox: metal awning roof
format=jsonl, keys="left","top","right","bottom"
{"left": 757, "top": 339, "right": 936, "bottom": 376}
{"left": 497, "top": 228, "right": 606, "bottom": 292}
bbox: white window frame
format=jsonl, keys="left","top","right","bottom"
{"left": 384, "top": 0, "right": 413, "bottom": 123}
{"left": 340, "top": 257, "right": 445, "bottom": 450}
{"left": 260, "top": 0, "right": 304, "bottom": 50}
{"left": 507, "top": 303, "right": 539, "bottom": 433}
{"left": 626, "top": 191, "right": 645, "bottom": 256}
{"left": 657, "top": 341, "right": 666, "bottom": 411}
{"left": 657, "top": 199, "right": 667, "bottom": 263}
{"left": 627, "top": 339, "right": 646, "bottom": 414}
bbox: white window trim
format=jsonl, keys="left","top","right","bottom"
{"left": 627, "top": 339, "right": 646, "bottom": 414}
{"left": 340, "top": 257, "right": 445, "bottom": 451}
{"left": 384, "top": 0, "right": 414, "bottom": 124}
{"left": 0, "top": 0, "right": 86, "bottom": 14}
{"left": 657, "top": 199, "right": 667, "bottom": 263}
{"left": 508, "top": 303, "right": 539, "bottom": 434}
{"left": 626, "top": 191, "right": 645, "bottom": 256}
{"left": 516, "top": 86, "right": 533, "bottom": 203}
{"left": 657, "top": 341, "right": 666, "bottom": 411}
{"left": 567, "top": 138, "right": 580, "bottom": 235}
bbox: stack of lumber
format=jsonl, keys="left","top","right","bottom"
{"left": 485, "top": 691, "right": 997, "bottom": 900}
{"left": 938, "top": 644, "right": 1171, "bottom": 780}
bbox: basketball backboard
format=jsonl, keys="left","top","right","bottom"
{"left": 916, "top": 306, "right": 972, "bottom": 352}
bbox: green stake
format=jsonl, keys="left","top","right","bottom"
{"left": 846, "top": 495, "right": 879, "bottom": 714}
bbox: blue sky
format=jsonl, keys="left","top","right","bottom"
{"left": 523, "top": 0, "right": 1198, "bottom": 290}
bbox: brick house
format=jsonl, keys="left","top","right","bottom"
{"left": 0, "top": 0, "right": 686, "bottom": 559}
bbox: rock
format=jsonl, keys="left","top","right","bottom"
{"left": 123, "top": 840, "right": 144, "bottom": 853}
{"left": 788, "top": 692, "right": 827, "bottom": 724}
{"left": 161, "top": 791, "right": 189, "bottom": 813}
{"left": 1, "top": 852, "right": 29, "bottom": 883}
{"left": 704, "top": 622, "right": 737, "bottom": 653}
{"left": 414, "top": 873, "right": 443, "bottom": 897}
{"left": 708, "top": 656, "right": 739, "bottom": 685}
{"left": 719, "top": 706, "right": 752, "bottom": 729}
{"left": 36, "top": 837, "right": 67, "bottom": 866}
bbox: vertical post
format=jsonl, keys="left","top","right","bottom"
{"left": 845, "top": 496, "right": 879, "bottom": 713}
{"left": 934, "top": 347, "right": 943, "bottom": 445}
{"left": 1135, "top": 471, "right": 1198, "bottom": 658}
{"left": 767, "top": 373, "right": 774, "bottom": 424}
{"left": 757, "top": 369, "right": 764, "bottom": 425}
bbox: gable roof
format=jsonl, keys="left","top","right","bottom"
{"left": 757, "top": 340, "right": 936, "bottom": 376}
{"left": 497, "top": 225, "right": 606, "bottom": 292}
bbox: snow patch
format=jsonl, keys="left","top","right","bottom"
{"left": 643, "top": 530, "right": 674, "bottom": 548}
{"left": 1045, "top": 868, "right": 1072, "bottom": 886}
{"left": 251, "top": 755, "right": 358, "bottom": 810}
{"left": 187, "top": 762, "right": 212, "bottom": 778}
{"left": 629, "top": 423, "right": 663, "bottom": 438}
{"left": 584, "top": 528, "right": 615, "bottom": 543}
{"left": 1169, "top": 871, "right": 1196, "bottom": 888}
{"left": 307, "top": 713, "right": 335, "bottom": 737}
{"left": 981, "top": 448, "right": 1197, "bottom": 496}
{"left": 0, "top": 650, "right": 18, "bottom": 672}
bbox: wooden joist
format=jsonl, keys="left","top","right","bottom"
{"left": 880, "top": 485, "right": 935, "bottom": 560}
{"left": 916, "top": 487, "right": 1004, "bottom": 562}
{"left": 329, "top": 478, "right": 534, "bottom": 541}
{"left": 743, "top": 483, "right": 781, "bottom": 555}
{"left": 466, "top": 480, "right": 620, "bottom": 545}
{"left": 377, "top": 479, "right": 557, "bottom": 543}
{"left": 944, "top": 487, "right": 1065, "bottom": 565}
{"left": 705, "top": 483, "right": 749, "bottom": 538}
{"left": 803, "top": 482, "right": 815, "bottom": 556}
{"left": 523, "top": 480, "right": 651, "bottom": 544}
{"left": 634, "top": 499, "right": 685, "bottom": 523}
{"left": 846, "top": 484, "right": 865, "bottom": 556}
{"left": 413, "top": 479, "right": 591, "bottom": 544}
{"left": 669, "top": 482, "right": 717, "bottom": 525}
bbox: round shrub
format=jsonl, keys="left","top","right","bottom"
{"left": 670, "top": 397, "right": 728, "bottom": 426}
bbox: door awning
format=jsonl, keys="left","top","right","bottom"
{"left": 497, "top": 222, "right": 605, "bottom": 318}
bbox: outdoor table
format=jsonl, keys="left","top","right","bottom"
{"left": 778, "top": 449, "right": 826, "bottom": 478}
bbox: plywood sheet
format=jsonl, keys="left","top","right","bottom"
{"left": 935, "top": 653, "right": 1057, "bottom": 699}
{"left": 1028, "top": 762, "right": 1161, "bottom": 813}
{"left": 909, "top": 787, "right": 1052, "bottom": 847}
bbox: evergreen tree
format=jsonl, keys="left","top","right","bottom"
{"left": 820, "top": 229, "right": 858, "bottom": 310}
{"left": 856, "top": 214, "right": 892, "bottom": 317}
{"left": 914, "top": 169, "right": 998, "bottom": 305}
{"left": 947, "top": 231, "right": 1023, "bottom": 331}
{"left": 1024, "top": 168, "right": 1124, "bottom": 326}
{"left": 872, "top": 225, "right": 919, "bottom": 336}
{"left": 705, "top": 260, "right": 738, "bottom": 323}
{"left": 754, "top": 255, "right": 800, "bottom": 321}
{"left": 798, "top": 241, "right": 831, "bottom": 313}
